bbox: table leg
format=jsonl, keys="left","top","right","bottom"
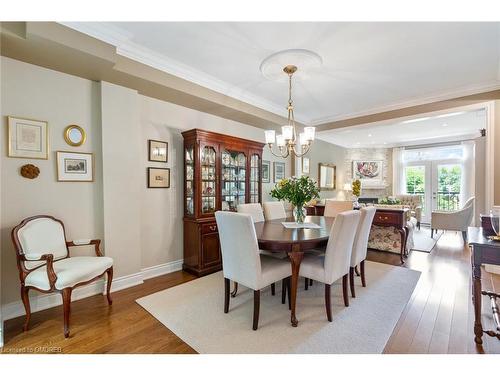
{"left": 288, "top": 244, "right": 304, "bottom": 327}
{"left": 472, "top": 263, "right": 483, "bottom": 345}
{"left": 397, "top": 228, "right": 406, "bottom": 264}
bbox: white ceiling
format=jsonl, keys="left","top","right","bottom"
{"left": 63, "top": 22, "right": 500, "bottom": 125}
{"left": 317, "top": 108, "right": 487, "bottom": 148}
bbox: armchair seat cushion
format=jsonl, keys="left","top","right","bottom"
{"left": 25, "top": 256, "right": 113, "bottom": 291}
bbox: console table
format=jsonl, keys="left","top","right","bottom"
{"left": 468, "top": 227, "right": 500, "bottom": 345}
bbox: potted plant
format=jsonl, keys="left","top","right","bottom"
{"left": 270, "top": 176, "right": 320, "bottom": 223}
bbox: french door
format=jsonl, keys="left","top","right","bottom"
{"left": 405, "top": 160, "right": 462, "bottom": 224}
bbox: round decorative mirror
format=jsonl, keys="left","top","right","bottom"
{"left": 64, "top": 125, "right": 86, "bottom": 147}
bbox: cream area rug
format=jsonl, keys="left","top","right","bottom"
{"left": 412, "top": 227, "right": 442, "bottom": 253}
{"left": 136, "top": 261, "right": 420, "bottom": 354}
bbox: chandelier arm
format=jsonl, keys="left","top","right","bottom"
{"left": 267, "top": 144, "right": 290, "bottom": 158}
{"left": 292, "top": 143, "right": 311, "bottom": 158}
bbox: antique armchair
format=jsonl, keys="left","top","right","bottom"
{"left": 11, "top": 215, "right": 114, "bottom": 338}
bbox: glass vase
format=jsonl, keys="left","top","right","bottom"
{"left": 293, "top": 204, "right": 306, "bottom": 224}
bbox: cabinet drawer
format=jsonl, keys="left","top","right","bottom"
{"left": 201, "top": 222, "right": 218, "bottom": 234}
{"left": 374, "top": 212, "right": 401, "bottom": 226}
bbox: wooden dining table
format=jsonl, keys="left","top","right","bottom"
{"left": 254, "top": 215, "right": 334, "bottom": 327}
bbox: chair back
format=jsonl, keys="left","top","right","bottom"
{"left": 237, "top": 203, "right": 265, "bottom": 223}
{"left": 215, "top": 211, "right": 262, "bottom": 290}
{"left": 12, "top": 216, "right": 68, "bottom": 271}
{"left": 351, "top": 207, "right": 376, "bottom": 267}
{"left": 263, "top": 201, "right": 287, "bottom": 221}
{"left": 462, "top": 196, "right": 475, "bottom": 224}
{"left": 324, "top": 200, "right": 353, "bottom": 217}
{"left": 323, "top": 210, "right": 361, "bottom": 284}
{"left": 396, "top": 194, "right": 421, "bottom": 210}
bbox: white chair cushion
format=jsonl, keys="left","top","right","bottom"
{"left": 299, "top": 254, "right": 327, "bottom": 283}
{"left": 259, "top": 255, "right": 291, "bottom": 289}
{"left": 25, "top": 256, "right": 113, "bottom": 290}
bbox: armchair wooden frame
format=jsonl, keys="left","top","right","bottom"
{"left": 11, "top": 215, "right": 113, "bottom": 338}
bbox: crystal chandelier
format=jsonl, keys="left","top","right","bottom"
{"left": 264, "top": 65, "right": 315, "bottom": 158}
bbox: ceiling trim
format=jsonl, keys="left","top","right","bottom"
{"left": 60, "top": 22, "right": 307, "bottom": 124}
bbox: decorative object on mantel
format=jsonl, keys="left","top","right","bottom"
{"left": 270, "top": 175, "right": 319, "bottom": 223}
{"left": 64, "top": 124, "right": 86, "bottom": 147}
{"left": 148, "top": 140, "right": 168, "bottom": 163}
{"left": 8, "top": 116, "right": 49, "bottom": 159}
{"left": 56, "top": 151, "right": 93, "bottom": 182}
{"left": 148, "top": 167, "right": 170, "bottom": 188}
{"left": 261, "top": 50, "right": 320, "bottom": 159}
{"left": 262, "top": 160, "right": 270, "bottom": 183}
{"left": 352, "top": 160, "right": 384, "bottom": 187}
{"left": 379, "top": 196, "right": 402, "bottom": 205}
{"left": 352, "top": 179, "right": 361, "bottom": 208}
{"left": 20, "top": 164, "right": 40, "bottom": 179}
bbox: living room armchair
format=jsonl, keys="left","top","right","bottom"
{"left": 431, "top": 196, "right": 475, "bottom": 242}
{"left": 11, "top": 215, "right": 114, "bottom": 338}
{"left": 396, "top": 194, "right": 423, "bottom": 229}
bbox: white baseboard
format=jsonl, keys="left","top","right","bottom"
{"left": 1, "top": 259, "right": 183, "bottom": 322}
{"left": 142, "top": 259, "right": 183, "bottom": 280}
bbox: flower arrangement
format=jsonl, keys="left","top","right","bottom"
{"left": 379, "top": 196, "right": 401, "bottom": 205}
{"left": 352, "top": 179, "right": 361, "bottom": 197}
{"left": 270, "top": 176, "right": 320, "bottom": 223}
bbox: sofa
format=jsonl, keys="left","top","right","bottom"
{"left": 367, "top": 204, "right": 418, "bottom": 254}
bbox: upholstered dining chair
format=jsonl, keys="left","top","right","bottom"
{"left": 215, "top": 211, "right": 292, "bottom": 330}
{"left": 349, "top": 206, "right": 376, "bottom": 298}
{"left": 237, "top": 203, "right": 265, "bottom": 223}
{"left": 11, "top": 215, "right": 114, "bottom": 338}
{"left": 299, "top": 210, "right": 361, "bottom": 321}
{"left": 324, "top": 200, "right": 353, "bottom": 218}
{"left": 263, "top": 201, "right": 287, "bottom": 221}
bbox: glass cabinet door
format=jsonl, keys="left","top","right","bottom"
{"left": 250, "top": 154, "right": 260, "bottom": 203}
{"left": 201, "top": 145, "right": 217, "bottom": 214}
{"left": 185, "top": 145, "right": 195, "bottom": 215}
{"left": 221, "top": 150, "right": 246, "bottom": 211}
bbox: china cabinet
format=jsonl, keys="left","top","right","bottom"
{"left": 182, "top": 129, "right": 265, "bottom": 276}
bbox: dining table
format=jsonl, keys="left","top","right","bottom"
{"left": 254, "top": 215, "right": 334, "bottom": 327}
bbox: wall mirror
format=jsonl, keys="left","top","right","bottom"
{"left": 64, "top": 125, "right": 86, "bottom": 147}
{"left": 318, "top": 163, "right": 336, "bottom": 191}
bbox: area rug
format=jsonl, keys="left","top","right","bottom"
{"left": 136, "top": 261, "right": 420, "bottom": 354}
{"left": 412, "top": 227, "right": 442, "bottom": 253}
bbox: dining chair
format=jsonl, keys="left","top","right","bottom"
{"left": 299, "top": 210, "right": 361, "bottom": 321}
{"left": 237, "top": 203, "right": 265, "bottom": 223}
{"left": 215, "top": 211, "right": 292, "bottom": 330}
{"left": 324, "top": 200, "right": 353, "bottom": 217}
{"left": 263, "top": 201, "right": 287, "bottom": 221}
{"left": 11, "top": 215, "right": 114, "bottom": 338}
{"left": 349, "top": 206, "right": 376, "bottom": 298}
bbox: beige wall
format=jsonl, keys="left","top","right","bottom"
{"left": 495, "top": 100, "right": 500, "bottom": 205}
{"left": 1, "top": 57, "right": 104, "bottom": 304}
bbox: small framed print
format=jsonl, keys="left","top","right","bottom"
{"left": 56, "top": 151, "right": 93, "bottom": 182}
{"left": 8, "top": 116, "right": 49, "bottom": 159}
{"left": 148, "top": 167, "right": 170, "bottom": 188}
{"left": 148, "top": 140, "right": 168, "bottom": 162}
{"left": 302, "top": 157, "right": 310, "bottom": 174}
{"left": 262, "top": 160, "right": 271, "bottom": 183}
{"left": 273, "top": 161, "right": 286, "bottom": 183}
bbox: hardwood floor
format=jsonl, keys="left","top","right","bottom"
{"left": 2, "top": 230, "right": 499, "bottom": 354}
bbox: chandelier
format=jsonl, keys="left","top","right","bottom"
{"left": 264, "top": 65, "right": 315, "bottom": 158}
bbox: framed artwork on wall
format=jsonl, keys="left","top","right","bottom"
{"left": 8, "top": 116, "right": 49, "bottom": 159}
{"left": 148, "top": 140, "right": 168, "bottom": 162}
{"left": 273, "top": 161, "right": 285, "bottom": 183}
{"left": 352, "top": 160, "right": 384, "bottom": 186}
{"left": 262, "top": 160, "right": 271, "bottom": 183}
{"left": 302, "top": 157, "right": 310, "bottom": 174}
{"left": 148, "top": 167, "right": 170, "bottom": 188}
{"left": 64, "top": 125, "right": 86, "bottom": 147}
{"left": 56, "top": 151, "right": 93, "bottom": 182}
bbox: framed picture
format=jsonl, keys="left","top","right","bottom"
{"left": 148, "top": 167, "right": 170, "bottom": 188}
{"left": 302, "top": 157, "right": 310, "bottom": 174}
{"left": 352, "top": 160, "right": 384, "bottom": 186}
{"left": 262, "top": 160, "right": 271, "bottom": 183}
{"left": 148, "top": 140, "right": 168, "bottom": 162}
{"left": 8, "top": 116, "right": 49, "bottom": 159}
{"left": 56, "top": 151, "right": 93, "bottom": 182}
{"left": 273, "top": 161, "right": 286, "bottom": 183}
